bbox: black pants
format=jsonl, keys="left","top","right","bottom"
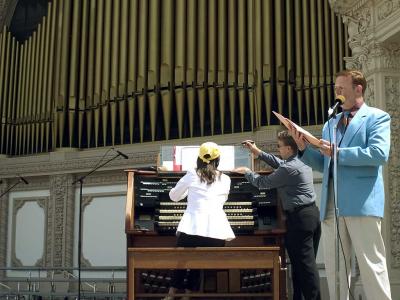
{"left": 170, "top": 232, "right": 225, "bottom": 291}
{"left": 285, "top": 203, "right": 321, "bottom": 300}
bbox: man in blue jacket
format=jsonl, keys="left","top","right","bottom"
{"left": 290, "top": 70, "right": 392, "bottom": 300}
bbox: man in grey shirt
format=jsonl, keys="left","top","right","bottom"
{"left": 234, "top": 131, "right": 321, "bottom": 300}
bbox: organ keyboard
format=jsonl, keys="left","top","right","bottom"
{"left": 133, "top": 171, "right": 278, "bottom": 234}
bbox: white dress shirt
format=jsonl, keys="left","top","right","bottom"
{"left": 169, "top": 168, "right": 235, "bottom": 241}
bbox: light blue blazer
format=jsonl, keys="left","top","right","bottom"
{"left": 301, "top": 103, "right": 391, "bottom": 220}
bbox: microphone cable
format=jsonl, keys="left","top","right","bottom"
{"left": 89, "top": 148, "right": 114, "bottom": 171}
{"left": 86, "top": 147, "right": 128, "bottom": 175}
{"left": 326, "top": 116, "right": 355, "bottom": 300}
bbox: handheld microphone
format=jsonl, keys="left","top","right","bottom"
{"left": 113, "top": 149, "right": 129, "bottom": 159}
{"left": 328, "top": 95, "right": 345, "bottom": 118}
{"left": 18, "top": 175, "right": 29, "bottom": 185}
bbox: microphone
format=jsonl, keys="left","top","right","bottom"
{"left": 328, "top": 95, "right": 345, "bottom": 118}
{"left": 18, "top": 175, "right": 29, "bottom": 185}
{"left": 241, "top": 140, "right": 255, "bottom": 145}
{"left": 113, "top": 148, "right": 129, "bottom": 159}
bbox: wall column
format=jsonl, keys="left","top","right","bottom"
{"left": 47, "top": 174, "right": 75, "bottom": 270}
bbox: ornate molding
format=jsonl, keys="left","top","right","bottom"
{"left": 0, "top": 151, "right": 158, "bottom": 178}
{"left": 363, "top": 42, "right": 400, "bottom": 73}
{"left": 343, "top": 29, "right": 400, "bottom": 74}
{"left": 48, "top": 174, "right": 75, "bottom": 269}
{"left": 75, "top": 172, "right": 127, "bottom": 186}
{"left": 328, "top": 0, "right": 369, "bottom": 14}
{"left": 82, "top": 195, "right": 94, "bottom": 211}
{"left": 329, "top": 1, "right": 400, "bottom": 73}
{"left": 364, "top": 79, "right": 375, "bottom": 105}
{"left": 81, "top": 256, "right": 92, "bottom": 268}
{"left": 377, "top": 0, "right": 400, "bottom": 22}
{"left": 341, "top": 5, "right": 372, "bottom": 71}
{"left": 0, "top": 181, "right": 8, "bottom": 276}
{"left": 384, "top": 76, "right": 400, "bottom": 268}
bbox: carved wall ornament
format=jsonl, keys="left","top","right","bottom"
{"left": 377, "top": 0, "right": 400, "bottom": 21}
{"left": 81, "top": 256, "right": 92, "bottom": 268}
{"left": 0, "top": 182, "right": 8, "bottom": 275}
{"left": 328, "top": 0, "right": 369, "bottom": 15}
{"left": 345, "top": 41, "right": 400, "bottom": 74}
{"left": 385, "top": 76, "right": 400, "bottom": 104}
{"left": 384, "top": 76, "right": 400, "bottom": 267}
{"left": 46, "top": 182, "right": 55, "bottom": 267}
{"left": 10, "top": 252, "right": 23, "bottom": 267}
{"left": 48, "top": 174, "right": 75, "bottom": 269}
{"left": 82, "top": 195, "right": 95, "bottom": 210}
{"left": 341, "top": 9, "right": 372, "bottom": 71}
{"left": 332, "top": 0, "right": 400, "bottom": 74}
{"left": 365, "top": 42, "right": 400, "bottom": 72}
{"left": 364, "top": 79, "right": 375, "bottom": 105}
{"left": 342, "top": 6, "right": 372, "bottom": 36}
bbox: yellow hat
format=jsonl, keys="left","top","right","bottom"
{"left": 198, "top": 142, "right": 220, "bottom": 164}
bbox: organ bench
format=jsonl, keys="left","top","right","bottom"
{"left": 128, "top": 246, "right": 281, "bottom": 299}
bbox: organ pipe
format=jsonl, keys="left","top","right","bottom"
{"left": 0, "top": 0, "right": 349, "bottom": 155}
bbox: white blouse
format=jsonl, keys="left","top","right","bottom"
{"left": 169, "top": 168, "right": 235, "bottom": 241}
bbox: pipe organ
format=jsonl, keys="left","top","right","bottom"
{"left": 0, "top": 0, "right": 349, "bottom": 156}
{"left": 125, "top": 170, "right": 286, "bottom": 298}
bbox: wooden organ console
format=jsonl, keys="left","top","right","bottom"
{"left": 125, "top": 170, "right": 287, "bottom": 299}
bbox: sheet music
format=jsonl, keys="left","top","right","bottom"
{"left": 272, "top": 111, "right": 320, "bottom": 147}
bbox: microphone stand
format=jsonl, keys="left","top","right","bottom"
{"left": 0, "top": 180, "right": 24, "bottom": 199}
{"left": 72, "top": 152, "right": 124, "bottom": 300}
{"left": 332, "top": 122, "right": 340, "bottom": 300}
{"left": 328, "top": 111, "right": 340, "bottom": 300}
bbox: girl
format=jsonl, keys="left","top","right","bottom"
{"left": 164, "top": 142, "right": 235, "bottom": 300}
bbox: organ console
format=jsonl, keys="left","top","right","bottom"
{"left": 125, "top": 169, "right": 287, "bottom": 299}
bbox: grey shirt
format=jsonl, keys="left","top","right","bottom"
{"left": 244, "top": 151, "right": 316, "bottom": 212}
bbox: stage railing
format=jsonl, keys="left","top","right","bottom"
{"left": 0, "top": 266, "right": 126, "bottom": 299}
